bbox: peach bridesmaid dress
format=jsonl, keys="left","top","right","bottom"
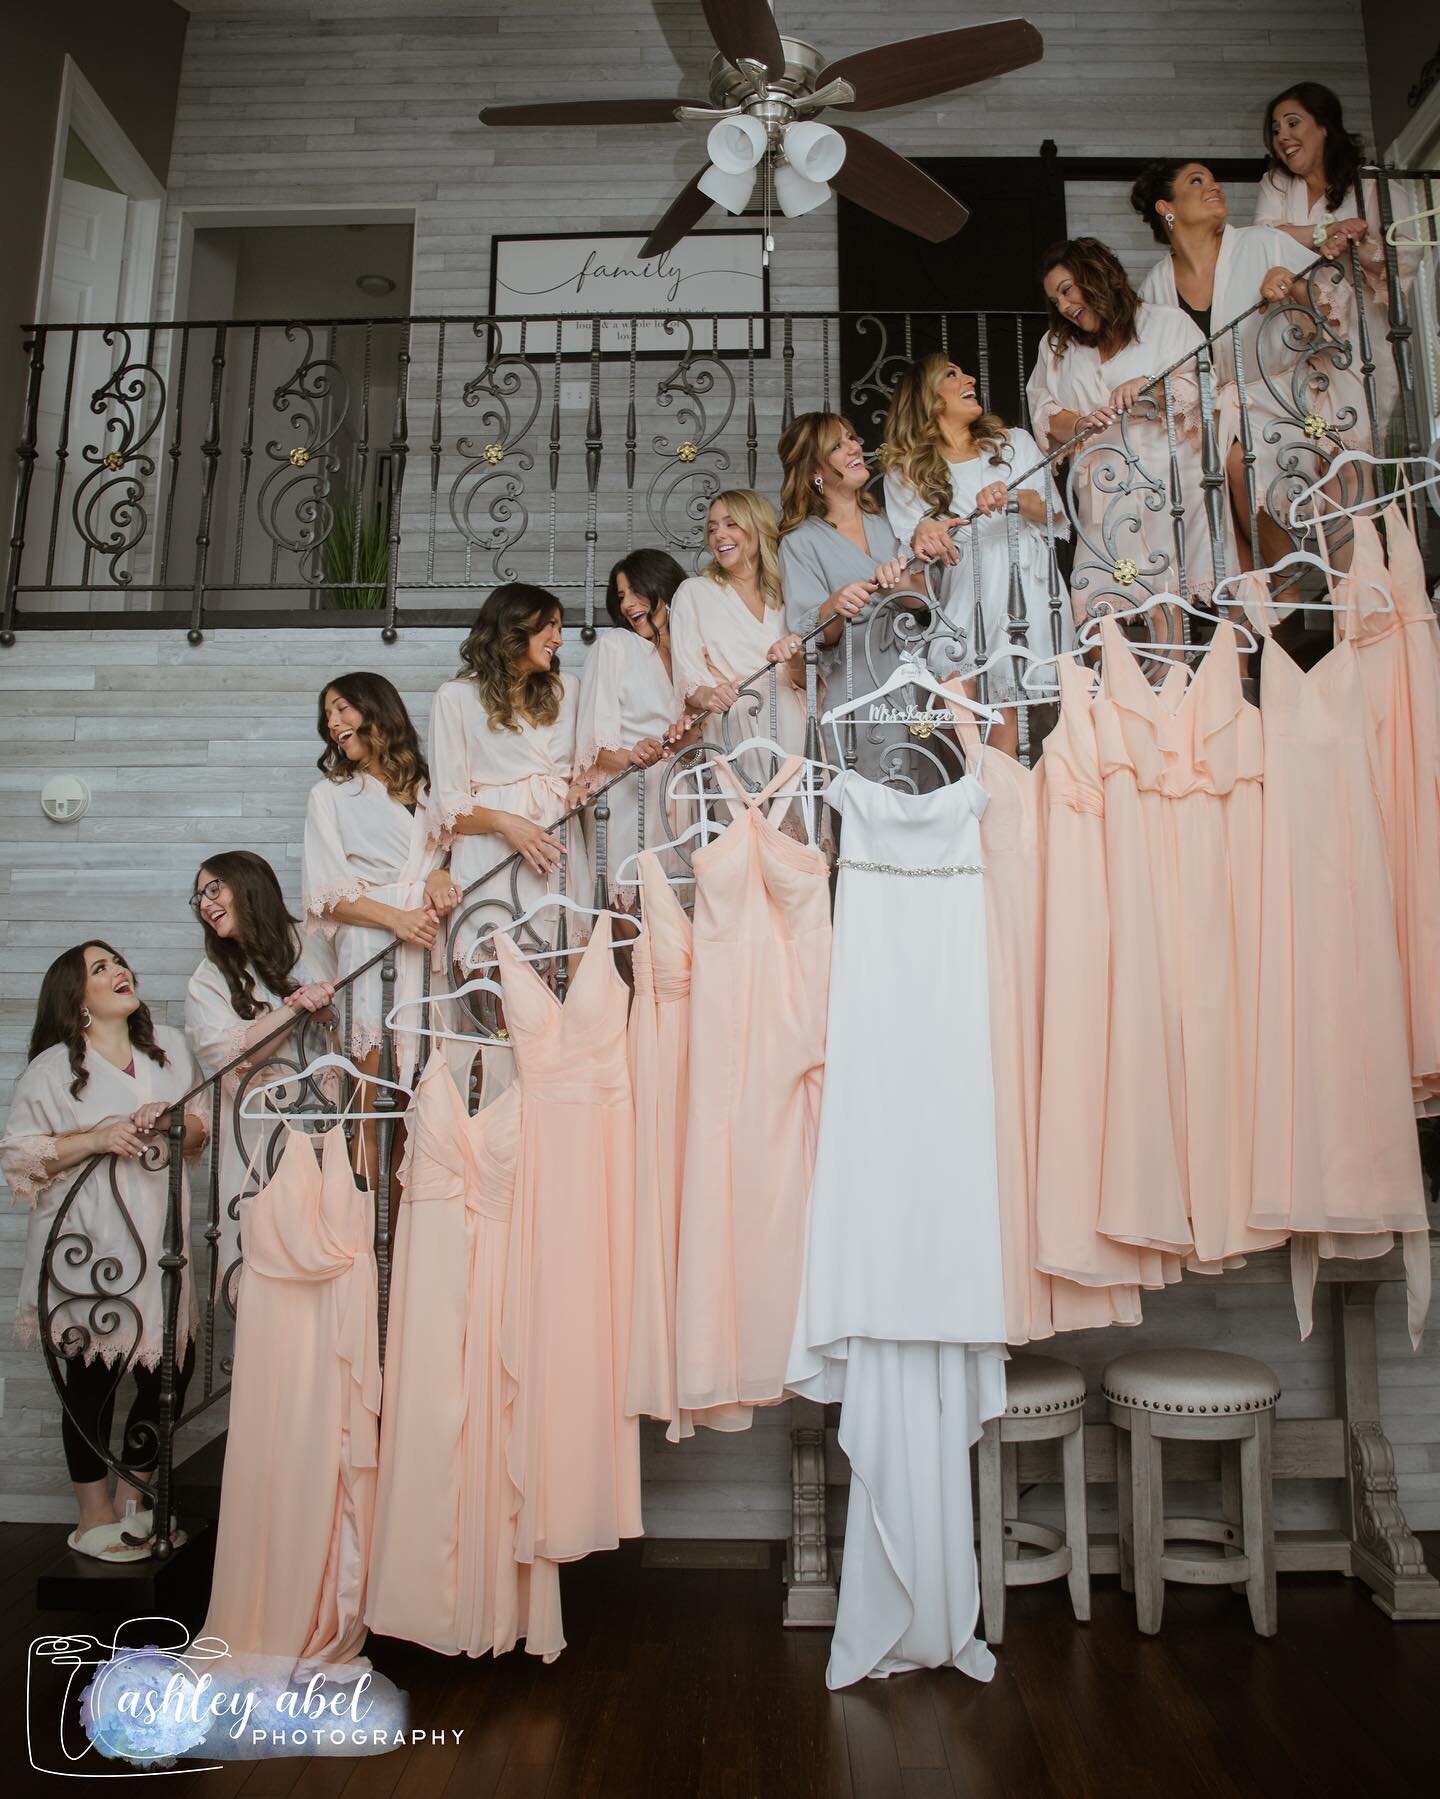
{"left": 1093, "top": 617, "right": 1278, "bottom": 1270}
{"left": 1339, "top": 504, "right": 1440, "bottom": 1101}
{"left": 1035, "top": 652, "right": 1174, "bottom": 1296}
{"left": 496, "top": 913, "right": 643, "bottom": 1560}
{"left": 955, "top": 715, "right": 1140, "bottom": 1340}
{"left": 675, "top": 756, "right": 831, "bottom": 1414}
{"left": 203, "top": 1124, "right": 380, "bottom": 1673}
{"left": 1245, "top": 573, "right": 1430, "bottom": 1345}
{"left": 367, "top": 1053, "right": 563, "bottom": 1660}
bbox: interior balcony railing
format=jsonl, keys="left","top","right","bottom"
{"left": 3, "top": 161, "right": 1436, "bottom": 649}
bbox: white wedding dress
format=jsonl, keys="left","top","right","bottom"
{"left": 787, "top": 766, "right": 1008, "bottom": 1688}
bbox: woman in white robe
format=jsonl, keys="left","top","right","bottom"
{"left": 575, "top": 549, "right": 698, "bottom": 897}
{"left": 777, "top": 411, "right": 920, "bottom": 784}
{"left": 1, "top": 941, "right": 206, "bottom": 1558}
{"left": 1132, "top": 159, "right": 1358, "bottom": 568}
{"left": 881, "top": 354, "right": 1072, "bottom": 757}
{"left": 1027, "top": 238, "right": 1235, "bottom": 605}
{"left": 1256, "top": 82, "right": 1421, "bottom": 441}
{"left": 668, "top": 489, "right": 809, "bottom": 769}
{"left": 303, "top": 671, "right": 456, "bottom": 1085}
{"left": 186, "top": 852, "right": 333, "bottom": 1306}
{"left": 427, "top": 584, "right": 593, "bottom": 977}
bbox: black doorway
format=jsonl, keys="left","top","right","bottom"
{"left": 837, "top": 150, "right": 1066, "bottom": 446}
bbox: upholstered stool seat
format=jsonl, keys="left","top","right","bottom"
{"left": 978, "top": 1354, "right": 1090, "bottom": 1645}
{"left": 1103, "top": 1347, "right": 1279, "bottom": 1638}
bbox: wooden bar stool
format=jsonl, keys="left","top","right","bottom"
{"left": 1103, "top": 1347, "right": 1279, "bottom": 1638}
{"left": 977, "top": 1353, "right": 1090, "bottom": 1645}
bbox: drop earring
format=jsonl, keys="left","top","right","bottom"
{"left": 813, "top": 475, "right": 825, "bottom": 493}
{"left": 80, "top": 1006, "right": 92, "bottom": 1029}
{"left": 1163, "top": 212, "right": 1175, "bottom": 229}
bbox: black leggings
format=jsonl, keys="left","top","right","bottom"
{"left": 60, "top": 1342, "right": 196, "bottom": 1485}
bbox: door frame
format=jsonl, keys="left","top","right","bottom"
{"left": 34, "top": 56, "right": 165, "bottom": 327}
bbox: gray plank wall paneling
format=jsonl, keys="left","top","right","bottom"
{"left": 9, "top": 4, "right": 1431, "bottom": 1529}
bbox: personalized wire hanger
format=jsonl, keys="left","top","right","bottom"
{"left": 385, "top": 975, "right": 512, "bottom": 1049}
{"left": 1285, "top": 449, "right": 1440, "bottom": 525}
{"left": 238, "top": 1051, "right": 412, "bottom": 1123}
{"left": 821, "top": 650, "right": 1002, "bottom": 764}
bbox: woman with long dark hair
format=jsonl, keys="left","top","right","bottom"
{"left": 1027, "top": 237, "right": 1227, "bottom": 604}
{"left": 575, "top": 549, "right": 699, "bottom": 892}
{"left": 1255, "top": 82, "right": 1417, "bottom": 433}
{"left": 428, "top": 584, "right": 593, "bottom": 970}
{"left": 776, "top": 412, "right": 913, "bottom": 779}
{"left": 1132, "top": 158, "right": 1354, "bottom": 570}
{"left": 1, "top": 942, "right": 206, "bottom": 1560}
{"left": 303, "top": 671, "right": 457, "bottom": 1081}
{"left": 185, "top": 851, "right": 333, "bottom": 1291}
{"left": 881, "top": 353, "right": 1071, "bottom": 757}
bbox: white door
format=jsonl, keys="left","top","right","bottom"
{"left": 31, "top": 179, "right": 129, "bottom": 603}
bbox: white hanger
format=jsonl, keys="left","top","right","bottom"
{"left": 672, "top": 735, "right": 831, "bottom": 846}
{"left": 822, "top": 652, "right": 1001, "bottom": 767}
{"left": 1211, "top": 548, "right": 1392, "bottom": 617}
{"left": 238, "top": 1051, "right": 412, "bottom": 1123}
{"left": 385, "top": 976, "right": 512, "bottom": 1049}
{"left": 1286, "top": 449, "right": 1440, "bottom": 525}
{"left": 944, "top": 640, "right": 1060, "bottom": 707}
{"left": 1076, "top": 589, "right": 1259, "bottom": 656}
{"left": 611, "top": 815, "right": 725, "bottom": 889}
{"left": 476, "top": 890, "right": 641, "bottom": 968}
{"left": 1384, "top": 200, "right": 1439, "bottom": 247}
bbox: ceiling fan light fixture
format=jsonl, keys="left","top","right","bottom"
{"left": 773, "top": 162, "right": 832, "bottom": 218}
{"left": 782, "top": 120, "right": 846, "bottom": 183}
{"left": 697, "top": 161, "right": 757, "bottom": 215}
{"left": 705, "top": 114, "right": 768, "bottom": 174}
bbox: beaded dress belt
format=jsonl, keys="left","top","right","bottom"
{"left": 836, "top": 858, "right": 984, "bottom": 877}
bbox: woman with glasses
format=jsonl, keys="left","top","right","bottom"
{"left": 184, "top": 852, "right": 333, "bottom": 1303}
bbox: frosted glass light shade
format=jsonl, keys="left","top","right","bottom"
{"left": 698, "top": 162, "right": 758, "bottom": 215}
{"left": 706, "top": 115, "right": 768, "bottom": 174}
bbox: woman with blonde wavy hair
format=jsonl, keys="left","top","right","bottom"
{"left": 302, "top": 671, "right": 457, "bottom": 1085}
{"left": 777, "top": 412, "right": 916, "bottom": 780}
{"left": 882, "top": 354, "right": 1071, "bottom": 755}
{"left": 427, "top": 585, "right": 593, "bottom": 984}
{"left": 668, "top": 489, "right": 809, "bottom": 760}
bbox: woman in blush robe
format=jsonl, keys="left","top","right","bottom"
{"left": 1027, "top": 237, "right": 1234, "bottom": 607}
{"left": 2, "top": 942, "right": 206, "bottom": 1561}
{"left": 186, "top": 852, "right": 334, "bottom": 1304}
{"left": 777, "top": 411, "right": 919, "bottom": 783}
{"left": 668, "top": 489, "right": 809, "bottom": 766}
{"left": 574, "top": 549, "right": 699, "bottom": 897}
{"left": 1132, "top": 158, "right": 1359, "bottom": 571}
{"left": 427, "top": 584, "right": 594, "bottom": 978}
{"left": 1257, "top": 82, "right": 1420, "bottom": 440}
{"left": 303, "top": 670, "right": 457, "bottom": 1087}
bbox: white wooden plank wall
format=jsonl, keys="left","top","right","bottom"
{"left": 1, "top": 627, "right": 1436, "bottom": 1535}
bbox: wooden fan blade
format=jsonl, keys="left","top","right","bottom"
{"left": 831, "top": 129, "right": 970, "bottom": 243}
{"left": 819, "top": 20, "right": 1043, "bottom": 112}
{"left": 479, "top": 99, "right": 687, "bottom": 127}
{"left": 701, "top": 0, "right": 787, "bottom": 80}
{"left": 639, "top": 170, "right": 716, "bottom": 258}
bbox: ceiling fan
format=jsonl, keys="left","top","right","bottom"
{"left": 479, "top": 2, "right": 1043, "bottom": 256}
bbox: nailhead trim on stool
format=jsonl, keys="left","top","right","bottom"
{"left": 1005, "top": 1353, "right": 1086, "bottom": 1416}
{"left": 1101, "top": 1348, "right": 1280, "bottom": 1415}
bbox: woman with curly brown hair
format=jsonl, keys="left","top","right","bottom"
{"left": 1, "top": 942, "right": 206, "bottom": 1559}
{"left": 427, "top": 584, "right": 593, "bottom": 970}
{"left": 881, "top": 354, "right": 1070, "bottom": 755}
{"left": 303, "top": 671, "right": 457, "bottom": 1082}
{"left": 1026, "top": 237, "right": 1228, "bottom": 602}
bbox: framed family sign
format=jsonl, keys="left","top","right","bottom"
{"left": 488, "top": 230, "right": 770, "bottom": 358}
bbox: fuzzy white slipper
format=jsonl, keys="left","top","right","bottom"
{"left": 67, "top": 1519, "right": 153, "bottom": 1563}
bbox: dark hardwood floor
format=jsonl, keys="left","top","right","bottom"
{"left": 4, "top": 1526, "right": 1435, "bottom": 1798}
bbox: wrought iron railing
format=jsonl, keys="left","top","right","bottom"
{"left": 4, "top": 162, "right": 1436, "bottom": 648}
